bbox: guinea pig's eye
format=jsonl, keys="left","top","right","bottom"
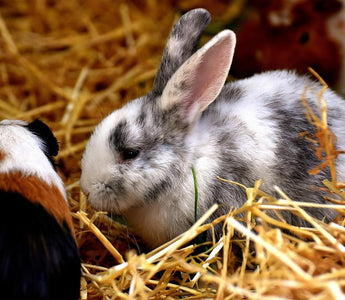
{"left": 121, "top": 148, "right": 140, "bottom": 161}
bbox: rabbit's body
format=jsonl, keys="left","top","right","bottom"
{"left": 81, "top": 9, "right": 345, "bottom": 248}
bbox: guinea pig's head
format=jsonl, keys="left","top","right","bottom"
{"left": 0, "top": 119, "right": 64, "bottom": 196}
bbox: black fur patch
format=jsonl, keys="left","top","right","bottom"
{"left": 267, "top": 97, "right": 335, "bottom": 224}
{"left": 26, "top": 119, "right": 59, "bottom": 169}
{"left": 0, "top": 191, "right": 81, "bottom": 300}
{"left": 136, "top": 111, "right": 147, "bottom": 126}
{"left": 218, "top": 85, "right": 244, "bottom": 104}
{"left": 109, "top": 120, "right": 129, "bottom": 152}
{"left": 144, "top": 178, "right": 173, "bottom": 202}
{"left": 210, "top": 137, "right": 254, "bottom": 210}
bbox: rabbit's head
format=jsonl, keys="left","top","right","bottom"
{"left": 80, "top": 9, "right": 236, "bottom": 216}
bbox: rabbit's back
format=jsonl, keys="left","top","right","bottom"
{"left": 196, "top": 70, "right": 345, "bottom": 223}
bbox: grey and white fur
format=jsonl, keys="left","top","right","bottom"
{"left": 81, "top": 8, "right": 345, "bottom": 248}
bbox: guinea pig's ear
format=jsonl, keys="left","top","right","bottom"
{"left": 152, "top": 8, "right": 211, "bottom": 94}
{"left": 159, "top": 30, "right": 236, "bottom": 125}
{"left": 26, "top": 119, "right": 59, "bottom": 157}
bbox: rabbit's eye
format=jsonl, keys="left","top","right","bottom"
{"left": 121, "top": 148, "right": 140, "bottom": 160}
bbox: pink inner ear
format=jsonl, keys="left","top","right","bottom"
{"left": 187, "top": 35, "right": 234, "bottom": 116}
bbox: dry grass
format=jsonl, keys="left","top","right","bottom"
{"left": 1, "top": 1, "right": 345, "bottom": 299}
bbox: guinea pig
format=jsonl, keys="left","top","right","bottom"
{"left": 0, "top": 119, "right": 81, "bottom": 300}
{"left": 80, "top": 8, "right": 345, "bottom": 249}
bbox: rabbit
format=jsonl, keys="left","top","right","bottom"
{"left": 80, "top": 8, "right": 345, "bottom": 249}
{"left": 0, "top": 119, "right": 81, "bottom": 300}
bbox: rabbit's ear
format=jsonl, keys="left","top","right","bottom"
{"left": 159, "top": 30, "right": 236, "bottom": 125}
{"left": 152, "top": 8, "right": 211, "bottom": 94}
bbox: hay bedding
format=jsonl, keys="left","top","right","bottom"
{"left": 0, "top": 0, "right": 345, "bottom": 299}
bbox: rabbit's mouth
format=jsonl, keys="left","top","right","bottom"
{"left": 86, "top": 181, "right": 126, "bottom": 214}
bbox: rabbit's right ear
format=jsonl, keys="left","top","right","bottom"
{"left": 152, "top": 8, "right": 211, "bottom": 94}
{"left": 158, "top": 30, "right": 236, "bottom": 126}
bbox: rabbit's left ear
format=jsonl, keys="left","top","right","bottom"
{"left": 152, "top": 9, "right": 211, "bottom": 94}
{"left": 158, "top": 30, "right": 236, "bottom": 125}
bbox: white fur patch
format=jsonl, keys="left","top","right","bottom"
{"left": 166, "top": 37, "right": 186, "bottom": 59}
